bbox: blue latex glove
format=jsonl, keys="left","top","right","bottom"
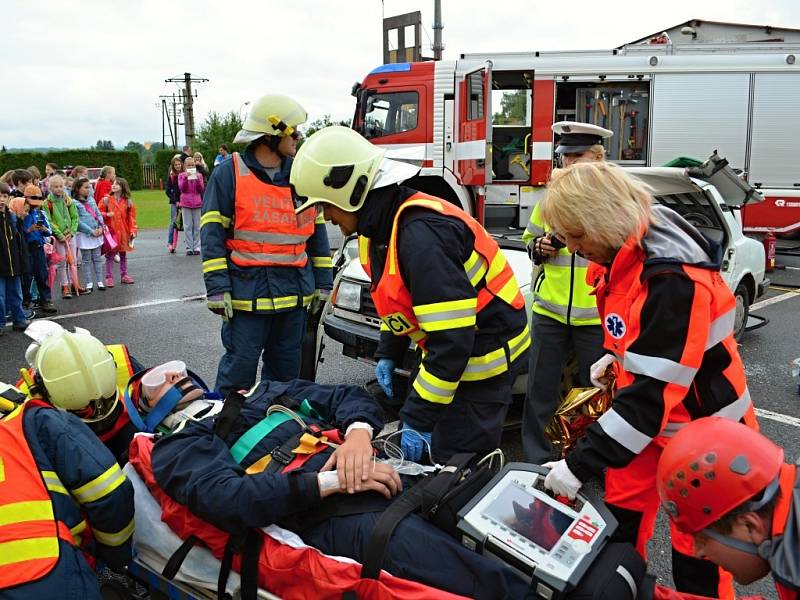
{"left": 401, "top": 426, "right": 432, "bottom": 462}
{"left": 375, "top": 359, "right": 395, "bottom": 398}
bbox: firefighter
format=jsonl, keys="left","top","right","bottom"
{"left": 521, "top": 121, "right": 612, "bottom": 464}
{"left": 538, "top": 161, "right": 755, "bottom": 599}
{"left": 291, "top": 126, "right": 530, "bottom": 463}
{"left": 657, "top": 417, "right": 800, "bottom": 599}
{"left": 200, "top": 94, "right": 333, "bottom": 396}
{"left": 0, "top": 329, "right": 135, "bottom": 600}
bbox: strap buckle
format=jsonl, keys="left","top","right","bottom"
{"left": 270, "top": 445, "right": 294, "bottom": 466}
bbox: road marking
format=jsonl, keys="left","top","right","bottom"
{"left": 755, "top": 408, "right": 800, "bottom": 428}
{"left": 751, "top": 291, "right": 800, "bottom": 312}
{"left": 46, "top": 295, "right": 206, "bottom": 321}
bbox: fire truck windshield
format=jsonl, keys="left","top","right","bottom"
{"left": 358, "top": 90, "right": 419, "bottom": 140}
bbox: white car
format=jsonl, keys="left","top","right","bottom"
{"left": 310, "top": 153, "right": 767, "bottom": 391}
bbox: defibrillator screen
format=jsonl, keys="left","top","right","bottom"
{"left": 483, "top": 483, "right": 575, "bottom": 551}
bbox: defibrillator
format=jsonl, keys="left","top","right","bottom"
{"left": 457, "top": 463, "right": 616, "bottom": 600}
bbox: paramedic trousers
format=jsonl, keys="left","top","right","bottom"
{"left": 522, "top": 312, "right": 605, "bottom": 464}
{"left": 215, "top": 307, "right": 306, "bottom": 397}
{"left": 606, "top": 442, "right": 734, "bottom": 599}
{"left": 303, "top": 510, "right": 532, "bottom": 599}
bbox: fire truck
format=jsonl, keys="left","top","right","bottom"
{"left": 350, "top": 38, "right": 800, "bottom": 235}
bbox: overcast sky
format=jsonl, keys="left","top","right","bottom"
{"left": 4, "top": 0, "right": 799, "bottom": 149}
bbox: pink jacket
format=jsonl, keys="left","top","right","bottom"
{"left": 177, "top": 172, "right": 205, "bottom": 209}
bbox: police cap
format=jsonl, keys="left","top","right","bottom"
{"left": 552, "top": 121, "right": 613, "bottom": 154}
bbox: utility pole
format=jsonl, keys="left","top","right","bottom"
{"left": 164, "top": 72, "right": 208, "bottom": 148}
{"left": 432, "top": 0, "right": 444, "bottom": 61}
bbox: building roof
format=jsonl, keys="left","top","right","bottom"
{"left": 621, "top": 19, "right": 800, "bottom": 48}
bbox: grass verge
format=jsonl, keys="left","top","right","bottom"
{"left": 133, "top": 189, "right": 171, "bottom": 230}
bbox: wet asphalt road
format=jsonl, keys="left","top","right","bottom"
{"left": 1, "top": 228, "right": 798, "bottom": 598}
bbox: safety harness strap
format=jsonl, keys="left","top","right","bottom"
{"left": 161, "top": 534, "right": 199, "bottom": 580}
{"left": 216, "top": 530, "right": 263, "bottom": 600}
{"left": 214, "top": 391, "right": 247, "bottom": 440}
{"left": 231, "top": 413, "right": 294, "bottom": 464}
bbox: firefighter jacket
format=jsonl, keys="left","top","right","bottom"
{"left": 200, "top": 147, "right": 333, "bottom": 314}
{"left": 565, "top": 206, "right": 754, "bottom": 482}
{"left": 151, "top": 379, "right": 384, "bottom": 534}
{"left": 0, "top": 400, "right": 134, "bottom": 600}
{"left": 763, "top": 464, "right": 800, "bottom": 599}
{"left": 522, "top": 202, "right": 600, "bottom": 325}
{"left": 358, "top": 185, "right": 529, "bottom": 432}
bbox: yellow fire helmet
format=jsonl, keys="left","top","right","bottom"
{"left": 35, "top": 329, "right": 118, "bottom": 413}
{"left": 234, "top": 94, "right": 308, "bottom": 144}
{"left": 291, "top": 125, "right": 386, "bottom": 215}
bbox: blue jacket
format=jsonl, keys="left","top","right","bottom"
{"left": 4, "top": 404, "right": 135, "bottom": 600}
{"left": 22, "top": 208, "right": 52, "bottom": 246}
{"left": 74, "top": 197, "right": 105, "bottom": 235}
{"left": 199, "top": 146, "right": 333, "bottom": 313}
{"left": 151, "top": 379, "right": 384, "bottom": 533}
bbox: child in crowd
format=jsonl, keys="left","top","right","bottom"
{"left": 20, "top": 185, "right": 56, "bottom": 313}
{"left": 43, "top": 174, "right": 80, "bottom": 299}
{"left": 73, "top": 177, "right": 106, "bottom": 293}
{"left": 101, "top": 177, "right": 137, "bottom": 286}
{"left": 0, "top": 182, "right": 30, "bottom": 334}
{"left": 177, "top": 156, "right": 204, "bottom": 255}
{"left": 10, "top": 169, "right": 33, "bottom": 197}
{"left": 165, "top": 155, "right": 183, "bottom": 253}
{"left": 95, "top": 165, "right": 116, "bottom": 207}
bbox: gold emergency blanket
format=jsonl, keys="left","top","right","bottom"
{"left": 545, "top": 385, "right": 613, "bottom": 458}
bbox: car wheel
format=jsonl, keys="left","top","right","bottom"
{"left": 733, "top": 282, "right": 750, "bottom": 341}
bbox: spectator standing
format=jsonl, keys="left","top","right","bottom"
{"left": 193, "top": 152, "right": 210, "bottom": 181}
{"left": 94, "top": 165, "right": 116, "bottom": 206}
{"left": 20, "top": 185, "right": 56, "bottom": 313}
{"left": 0, "top": 182, "right": 30, "bottom": 334}
{"left": 70, "top": 166, "right": 94, "bottom": 197}
{"left": 41, "top": 162, "right": 57, "bottom": 195}
{"left": 10, "top": 169, "right": 33, "bottom": 197}
{"left": 73, "top": 177, "right": 106, "bottom": 293}
{"left": 101, "top": 177, "right": 137, "bottom": 286}
{"left": 165, "top": 155, "right": 183, "bottom": 253}
{"left": 43, "top": 175, "right": 80, "bottom": 299}
{"left": 179, "top": 145, "right": 192, "bottom": 161}
{"left": 213, "top": 144, "right": 229, "bottom": 166}
{"left": 178, "top": 156, "right": 204, "bottom": 255}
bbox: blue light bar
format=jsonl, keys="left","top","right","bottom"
{"left": 369, "top": 63, "right": 412, "bottom": 75}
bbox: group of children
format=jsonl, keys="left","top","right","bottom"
{"left": 0, "top": 165, "right": 138, "bottom": 334}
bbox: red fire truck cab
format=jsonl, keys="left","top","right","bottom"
{"left": 351, "top": 42, "right": 800, "bottom": 235}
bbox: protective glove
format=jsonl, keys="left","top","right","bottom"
{"left": 375, "top": 358, "right": 395, "bottom": 398}
{"left": 207, "top": 292, "right": 233, "bottom": 322}
{"left": 309, "top": 288, "right": 331, "bottom": 314}
{"left": 401, "top": 426, "right": 433, "bottom": 462}
{"left": 542, "top": 460, "right": 582, "bottom": 500}
{"left": 590, "top": 353, "right": 617, "bottom": 390}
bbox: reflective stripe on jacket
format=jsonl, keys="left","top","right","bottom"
{"left": 226, "top": 153, "right": 315, "bottom": 268}
{"left": 360, "top": 192, "right": 528, "bottom": 405}
{"left": 523, "top": 202, "right": 599, "bottom": 325}
{"left": 0, "top": 402, "right": 75, "bottom": 588}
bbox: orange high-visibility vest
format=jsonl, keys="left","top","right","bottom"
{"left": 771, "top": 464, "right": 798, "bottom": 600}
{"left": 226, "top": 153, "right": 316, "bottom": 267}
{"left": 360, "top": 192, "right": 525, "bottom": 351}
{"left": 0, "top": 401, "right": 75, "bottom": 589}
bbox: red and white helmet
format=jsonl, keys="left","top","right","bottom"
{"left": 656, "top": 417, "right": 784, "bottom": 533}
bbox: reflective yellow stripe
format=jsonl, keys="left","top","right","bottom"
{"left": 485, "top": 252, "right": 507, "bottom": 283}
{"left": 0, "top": 538, "right": 59, "bottom": 567}
{"left": 311, "top": 256, "right": 333, "bottom": 268}
{"left": 202, "top": 258, "right": 228, "bottom": 274}
{"left": 495, "top": 276, "right": 521, "bottom": 306}
{"left": 200, "top": 211, "right": 232, "bottom": 228}
{"left": 508, "top": 326, "right": 531, "bottom": 363}
{"left": 70, "top": 464, "right": 126, "bottom": 504}
{"left": 231, "top": 299, "right": 253, "bottom": 311}
{"left": 462, "top": 326, "right": 530, "bottom": 382}
{"left": 302, "top": 293, "right": 315, "bottom": 307}
{"left": 463, "top": 251, "right": 488, "bottom": 287}
{"left": 409, "top": 330, "right": 427, "bottom": 344}
{"left": 0, "top": 500, "right": 53, "bottom": 526}
{"left": 315, "top": 214, "right": 326, "bottom": 225}
{"left": 70, "top": 519, "right": 87, "bottom": 537}
{"left": 380, "top": 321, "right": 390, "bottom": 332}
{"left": 413, "top": 366, "right": 458, "bottom": 404}
{"left": 358, "top": 236, "right": 369, "bottom": 266}
{"left": 255, "top": 295, "right": 305, "bottom": 311}
{"left": 414, "top": 298, "right": 477, "bottom": 332}
{"left": 42, "top": 470, "right": 68, "bottom": 495}
{"left": 93, "top": 517, "right": 135, "bottom": 547}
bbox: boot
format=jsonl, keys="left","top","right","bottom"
{"left": 40, "top": 300, "right": 57, "bottom": 314}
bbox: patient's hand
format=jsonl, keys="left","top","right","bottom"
{"left": 360, "top": 462, "right": 403, "bottom": 499}
{"left": 321, "top": 428, "right": 374, "bottom": 493}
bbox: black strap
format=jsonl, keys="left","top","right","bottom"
{"left": 162, "top": 534, "right": 199, "bottom": 580}
{"left": 359, "top": 477, "right": 433, "bottom": 580}
{"left": 214, "top": 390, "right": 246, "bottom": 440}
{"left": 240, "top": 529, "right": 264, "bottom": 600}
{"left": 419, "top": 453, "right": 476, "bottom": 516}
{"left": 264, "top": 431, "right": 305, "bottom": 473}
{"left": 217, "top": 534, "right": 241, "bottom": 600}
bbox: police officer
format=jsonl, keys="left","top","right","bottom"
{"left": 521, "top": 121, "right": 612, "bottom": 464}
{"left": 291, "top": 126, "right": 530, "bottom": 463}
{"left": 201, "top": 95, "right": 333, "bottom": 395}
{"left": 0, "top": 328, "right": 135, "bottom": 600}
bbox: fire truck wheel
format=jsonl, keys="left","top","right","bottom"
{"left": 733, "top": 281, "right": 750, "bottom": 341}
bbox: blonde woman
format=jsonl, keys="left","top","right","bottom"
{"left": 540, "top": 161, "right": 755, "bottom": 597}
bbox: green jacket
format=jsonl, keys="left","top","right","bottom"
{"left": 522, "top": 203, "right": 600, "bottom": 326}
{"left": 44, "top": 194, "right": 79, "bottom": 240}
